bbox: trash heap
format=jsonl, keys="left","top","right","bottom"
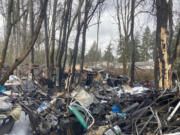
{"left": 0, "top": 74, "right": 179, "bottom": 135}
{"left": 85, "top": 87, "right": 180, "bottom": 135}
{"left": 0, "top": 85, "right": 22, "bottom": 135}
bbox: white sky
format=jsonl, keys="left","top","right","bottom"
{"left": 85, "top": 0, "right": 156, "bottom": 56}
{"left": 0, "top": 0, "right": 179, "bottom": 56}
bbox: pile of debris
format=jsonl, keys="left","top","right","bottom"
{"left": 0, "top": 73, "right": 179, "bottom": 135}
{"left": 86, "top": 87, "right": 180, "bottom": 135}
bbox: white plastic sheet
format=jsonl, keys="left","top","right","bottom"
{"left": 71, "top": 88, "right": 94, "bottom": 108}
{"left": 8, "top": 111, "right": 32, "bottom": 135}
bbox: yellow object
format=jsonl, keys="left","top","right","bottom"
{"left": 95, "top": 72, "right": 101, "bottom": 81}
{"left": 87, "top": 126, "right": 108, "bottom": 135}
{"left": 9, "top": 105, "right": 22, "bottom": 120}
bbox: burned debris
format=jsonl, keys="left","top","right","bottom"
{"left": 0, "top": 68, "right": 179, "bottom": 135}
{"left": 0, "top": 0, "right": 180, "bottom": 134}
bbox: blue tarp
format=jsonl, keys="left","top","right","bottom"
{"left": 0, "top": 85, "right": 6, "bottom": 92}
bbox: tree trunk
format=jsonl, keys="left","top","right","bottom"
{"left": 58, "top": 0, "right": 72, "bottom": 86}
{"left": 168, "top": 0, "right": 173, "bottom": 63}
{"left": 0, "top": 0, "right": 13, "bottom": 74}
{"left": 49, "top": 0, "right": 58, "bottom": 77}
{"left": 130, "top": 0, "right": 135, "bottom": 86}
{"left": 123, "top": 36, "right": 128, "bottom": 75}
{"left": 62, "top": 0, "right": 73, "bottom": 74}
{"left": 96, "top": 4, "right": 101, "bottom": 66}
{"left": 79, "top": 0, "right": 90, "bottom": 83}
{"left": 29, "top": 0, "right": 35, "bottom": 80}
{"left": 22, "top": 0, "right": 28, "bottom": 51}
{"left": 155, "top": 0, "right": 171, "bottom": 89}
{"left": 0, "top": 0, "right": 48, "bottom": 85}
{"left": 71, "top": 0, "right": 83, "bottom": 84}
{"left": 171, "top": 28, "right": 180, "bottom": 64}
{"left": 44, "top": 10, "right": 50, "bottom": 78}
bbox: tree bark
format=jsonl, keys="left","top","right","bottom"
{"left": 71, "top": 0, "right": 83, "bottom": 84}
{"left": 155, "top": 0, "right": 171, "bottom": 89}
{"left": 171, "top": 28, "right": 180, "bottom": 64}
{"left": 96, "top": 3, "right": 101, "bottom": 65}
{"left": 58, "top": 0, "right": 72, "bottom": 86}
{"left": 168, "top": 0, "right": 173, "bottom": 63}
{"left": 0, "top": 0, "right": 48, "bottom": 85}
{"left": 0, "top": 0, "right": 14, "bottom": 75}
{"left": 79, "top": 0, "right": 90, "bottom": 82}
{"left": 29, "top": 0, "right": 35, "bottom": 80}
{"left": 49, "top": 0, "right": 58, "bottom": 77}
{"left": 44, "top": 9, "right": 50, "bottom": 78}
{"left": 22, "top": 0, "right": 28, "bottom": 51}
{"left": 62, "top": 0, "right": 73, "bottom": 73}
{"left": 130, "top": 0, "right": 135, "bottom": 86}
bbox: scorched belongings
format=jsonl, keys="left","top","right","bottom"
{"left": 1, "top": 74, "right": 179, "bottom": 135}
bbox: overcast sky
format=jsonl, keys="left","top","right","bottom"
{"left": 0, "top": 0, "right": 179, "bottom": 56}
{"left": 85, "top": 0, "right": 156, "bottom": 55}
{"left": 0, "top": 0, "right": 155, "bottom": 56}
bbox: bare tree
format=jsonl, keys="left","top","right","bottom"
{"left": 29, "top": 0, "right": 35, "bottom": 79}
{"left": 171, "top": 28, "right": 180, "bottom": 64}
{"left": 44, "top": 9, "right": 50, "bottom": 78}
{"left": 96, "top": 2, "right": 102, "bottom": 65}
{"left": 79, "top": 0, "right": 91, "bottom": 82}
{"left": 0, "top": 0, "right": 14, "bottom": 75}
{"left": 71, "top": 0, "right": 84, "bottom": 84}
{"left": 116, "top": 0, "right": 131, "bottom": 75}
{"left": 155, "top": 0, "right": 171, "bottom": 89}
{"left": 57, "top": 0, "right": 73, "bottom": 86}
{"left": 22, "top": 0, "right": 28, "bottom": 51}
{"left": 130, "top": 0, "right": 135, "bottom": 85}
{"left": 168, "top": 0, "right": 173, "bottom": 62}
{"left": 0, "top": 0, "right": 49, "bottom": 85}
{"left": 49, "top": 0, "right": 58, "bottom": 77}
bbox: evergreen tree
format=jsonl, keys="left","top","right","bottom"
{"left": 150, "top": 30, "right": 156, "bottom": 60}
{"left": 117, "top": 33, "right": 141, "bottom": 62}
{"left": 117, "top": 37, "right": 124, "bottom": 63}
{"left": 140, "top": 26, "right": 152, "bottom": 61}
{"left": 86, "top": 41, "right": 102, "bottom": 64}
{"left": 134, "top": 33, "right": 141, "bottom": 62}
{"left": 103, "top": 42, "right": 114, "bottom": 67}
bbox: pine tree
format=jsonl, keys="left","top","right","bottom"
{"left": 103, "top": 43, "right": 114, "bottom": 68}
{"left": 141, "top": 26, "right": 152, "bottom": 61}
{"left": 86, "top": 41, "right": 102, "bottom": 64}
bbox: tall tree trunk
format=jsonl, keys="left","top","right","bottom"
{"left": 62, "top": 0, "right": 73, "bottom": 73}
{"left": 79, "top": 0, "right": 90, "bottom": 82}
{"left": 123, "top": 36, "right": 129, "bottom": 75}
{"left": 71, "top": 0, "right": 83, "bottom": 84}
{"left": 56, "top": 0, "right": 66, "bottom": 65}
{"left": 22, "top": 0, "right": 28, "bottom": 51}
{"left": 96, "top": 5, "right": 101, "bottom": 66}
{"left": 29, "top": 0, "right": 35, "bottom": 80}
{"left": 58, "top": 0, "right": 72, "bottom": 86}
{"left": 49, "top": 0, "right": 58, "bottom": 77}
{"left": 171, "top": 28, "right": 180, "bottom": 64}
{"left": 168, "top": 0, "right": 173, "bottom": 63}
{"left": 130, "top": 0, "right": 135, "bottom": 86}
{"left": 0, "top": 0, "right": 13, "bottom": 74}
{"left": 0, "top": 0, "right": 48, "bottom": 85}
{"left": 155, "top": 0, "right": 171, "bottom": 89}
{"left": 55, "top": 1, "right": 66, "bottom": 86}
{"left": 44, "top": 10, "right": 50, "bottom": 78}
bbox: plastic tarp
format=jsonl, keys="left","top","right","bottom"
{"left": 4, "top": 75, "right": 21, "bottom": 86}
{"left": 9, "top": 111, "right": 32, "bottom": 135}
{"left": 0, "top": 101, "right": 12, "bottom": 112}
{"left": 71, "top": 88, "right": 94, "bottom": 108}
